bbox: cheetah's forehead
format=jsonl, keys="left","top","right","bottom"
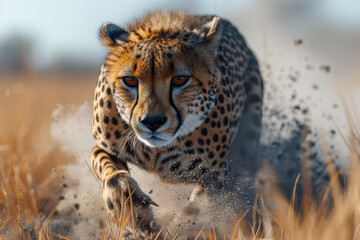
{"left": 125, "top": 11, "right": 217, "bottom": 43}
{"left": 115, "top": 41, "right": 192, "bottom": 82}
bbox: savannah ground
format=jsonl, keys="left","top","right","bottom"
{"left": 1, "top": 71, "right": 360, "bottom": 239}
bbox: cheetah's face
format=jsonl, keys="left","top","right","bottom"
{"left": 100, "top": 17, "right": 221, "bottom": 147}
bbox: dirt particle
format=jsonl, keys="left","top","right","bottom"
{"left": 320, "top": 65, "right": 331, "bottom": 73}
{"left": 74, "top": 203, "right": 80, "bottom": 210}
{"left": 293, "top": 39, "right": 303, "bottom": 45}
{"left": 312, "top": 84, "right": 319, "bottom": 90}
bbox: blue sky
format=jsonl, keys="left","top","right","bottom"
{"left": 0, "top": 0, "right": 359, "bottom": 69}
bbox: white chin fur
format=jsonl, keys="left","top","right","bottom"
{"left": 136, "top": 131, "right": 177, "bottom": 148}
{"left": 137, "top": 135, "right": 175, "bottom": 148}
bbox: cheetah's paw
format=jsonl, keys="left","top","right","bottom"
{"left": 102, "top": 171, "right": 161, "bottom": 238}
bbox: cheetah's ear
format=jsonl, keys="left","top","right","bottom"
{"left": 201, "top": 16, "right": 222, "bottom": 44}
{"left": 189, "top": 16, "right": 222, "bottom": 55}
{"left": 100, "top": 23, "right": 129, "bottom": 49}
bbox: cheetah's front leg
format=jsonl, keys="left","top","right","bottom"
{"left": 91, "top": 146, "right": 160, "bottom": 237}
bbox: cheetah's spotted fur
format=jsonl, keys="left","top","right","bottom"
{"left": 90, "top": 11, "right": 263, "bottom": 236}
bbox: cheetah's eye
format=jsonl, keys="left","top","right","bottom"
{"left": 171, "top": 76, "right": 190, "bottom": 87}
{"left": 122, "top": 77, "right": 138, "bottom": 88}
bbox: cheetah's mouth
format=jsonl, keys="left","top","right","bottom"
{"left": 148, "top": 136, "right": 163, "bottom": 141}
{"left": 136, "top": 131, "right": 176, "bottom": 148}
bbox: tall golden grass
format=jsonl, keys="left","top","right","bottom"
{"left": 0, "top": 74, "right": 359, "bottom": 239}
{"left": 233, "top": 99, "right": 360, "bottom": 240}
{"left": 0, "top": 73, "right": 93, "bottom": 239}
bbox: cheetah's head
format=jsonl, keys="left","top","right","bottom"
{"left": 100, "top": 12, "right": 222, "bottom": 147}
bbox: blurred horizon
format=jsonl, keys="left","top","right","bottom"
{"left": 1, "top": 0, "right": 360, "bottom": 73}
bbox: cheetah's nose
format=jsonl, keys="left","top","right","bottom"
{"left": 140, "top": 115, "right": 167, "bottom": 132}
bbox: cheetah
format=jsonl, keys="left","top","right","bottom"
{"left": 90, "top": 11, "right": 263, "bottom": 236}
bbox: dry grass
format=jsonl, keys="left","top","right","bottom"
{"left": 235, "top": 99, "right": 360, "bottom": 240}
{"left": 1, "top": 72, "right": 360, "bottom": 239}
{"left": 0, "top": 72, "right": 95, "bottom": 239}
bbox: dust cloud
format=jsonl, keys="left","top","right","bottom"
{"left": 50, "top": 102, "right": 237, "bottom": 238}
